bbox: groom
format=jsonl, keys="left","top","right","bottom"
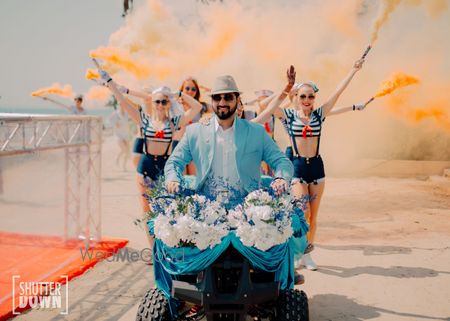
{"left": 165, "top": 73, "right": 305, "bottom": 285}
{"left": 165, "top": 74, "right": 293, "bottom": 196}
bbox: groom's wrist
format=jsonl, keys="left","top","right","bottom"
{"left": 165, "top": 174, "right": 180, "bottom": 184}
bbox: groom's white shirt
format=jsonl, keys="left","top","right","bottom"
{"left": 208, "top": 116, "right": 240, "bottom": 191}
{"left": 165, "top": 114, "right": 293, "bottom": 193}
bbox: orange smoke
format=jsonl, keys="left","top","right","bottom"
{"left": 423, "top": 0, "right": 449, "bottom": 17}
{"left": 406, "top": 105, "right": 450, "bottom": 131}
{"left": 374, "top": 72, "right": 420, "bottom": 98}
{"left": 85, "top": 86, "right": 110, "bottom": 104}
{"left": 85, "top": 68, "right": 100, "bottom": 80}
{"left": 89, "top": 46, "right": 173, "bottom": 80}
{"left": 370, "top": 0, "right": 448, "bottom": 44}
{"left": 148, "top": 0, "right": 169, "bottom": 18}
{"left": 371, "top": 0, "right": 402, "bottom": 44}
{"left": 387, "top": 98, "right": 450, "bottom": 132}
{"left": 204, "top": 23, "right": 239, "bottom": 61}
{"left": 413, "top": 106, "right": 449, "bottom": 129}
{"left": 31, "top": 83, "right": 74, "bottom": 98}
{"left": 90, "top": 46, "right": 151, "bottom": 79}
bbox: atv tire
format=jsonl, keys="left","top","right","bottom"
{"left": 136, "top": 288, "right": 171, "bottom": 321}
{"left": 277, "top": 289, "right": 309, "bottom": 321}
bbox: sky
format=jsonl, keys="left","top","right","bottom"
{"left": 0, "top": 0, "right": 124, "bottom": 108}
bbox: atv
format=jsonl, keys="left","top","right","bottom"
{"left": 136, "top": 245, "right": 308, "bottom": 321}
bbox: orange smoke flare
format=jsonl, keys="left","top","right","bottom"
{"left": 85, "top": 86, "right": 110, "bottom": 104}
{"left": 90, "top": 46, "right": 173, "bottom": 80}
{"left": 90, "top": 46, "right": 151, "bottom": 79}
{"left": 374, "top": 72, "right": 420, "bottom": 98}
{"left": 85, "top": 69, "right": 100, "bottom": 80}
{"left": 31, "top": 83, "right": 74, "bottom": 98}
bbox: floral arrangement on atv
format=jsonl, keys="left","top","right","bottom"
{"left": 144, "top": 180, "right": 309, "bottom": 251}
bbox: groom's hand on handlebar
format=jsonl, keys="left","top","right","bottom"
{"left": 166, "top": 181, "right": 181, "bottom": 194}
{"left": 270, "top": 178, "right": 289, "bottom": 196}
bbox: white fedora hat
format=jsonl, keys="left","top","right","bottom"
{"left": 210, "top": 75, "right": 242, "bottom": 95}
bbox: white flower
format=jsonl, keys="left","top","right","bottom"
{"left": 193, "top": 223, "right": 228, "bottom": 250}
{"left": 193, "top": 194, "right": 207, "bottom": 205}
{"left": 164, "top": 201, "right": 178, "bottom": 217}
{"left": 228, "top": 208, "right": 244, "bottom": 228}
{"left": 186, "top": 203, "right": 197, "bottom": 217}
{"left": 203, "top": 203, "right": 222, "bottom": 224}
{"left": 175, "top": 215, "right": 196, "bottom": 243}
{"left": 245, "top": 190, "right": 273, "bottom": 206}
{"left": 245, "top": 205, "right": 273, "bottom": 222}
{"left": 279, "top": 197, "right": 294, "bottom": 212}
{"left": 256, "top": 205, "right": 273, "bottom": 221}
{"left": 154, "top": 216, "right": 179, "bottom": 248}
{"left": 235, "top": 223, "right": 257, "bottom": 248}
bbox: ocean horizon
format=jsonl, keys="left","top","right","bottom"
{"left": 0, "top": 106, "right": 114, "bottom": 118}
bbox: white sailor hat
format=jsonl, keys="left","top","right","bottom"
{"left": 254, "top": 89, "right": 274, "bottom": 98}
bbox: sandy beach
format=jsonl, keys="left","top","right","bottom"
{"left": 2, "top": 134, "right": 449, "bottom": 321}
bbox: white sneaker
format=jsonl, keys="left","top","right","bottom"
{"left": 301, "top": 253, "right": 317, "bottom": 271}
{"left": 294, "top": 258, "right": 303, "bottom": 269}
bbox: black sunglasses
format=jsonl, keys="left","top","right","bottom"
{"left": 153, "top": 99, "right": 169, "bottom": 106}
{"left": 299, "top": 94, "right": 315, "bottom": 100}
{"left": 184, "top": 86, "right": 197, "bottom": 92}
{"left": 211, "top": 93, "right": 236, "bottom": 102}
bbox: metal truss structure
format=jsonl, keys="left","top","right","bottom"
{"left": 0, "top": 114, "right": 102, "bottom": 247}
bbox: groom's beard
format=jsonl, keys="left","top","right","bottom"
{"left": 215, "top": 104, "right": 237, "bottom": 120}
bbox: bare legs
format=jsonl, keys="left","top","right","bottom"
{"left": 116, "top": 139, "right": 130, "bottom": 170}
{"left": 307, "top": 182, "right": 325, "bottom": 244}
{"left": 292, "top": 180, "right": 325, "bottom": 270}
{"left": 134, "top": 151, "right": 153, "bottom": 262}
{"left": 137, "top": 175, "right": 154, "bottom": 262}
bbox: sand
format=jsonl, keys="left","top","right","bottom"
{"left": 3, "top": 135, "right": 450, "bottom": 321}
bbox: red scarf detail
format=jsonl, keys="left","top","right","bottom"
{"left": 264, "top": 121, "right": 271, "bottom": 133}
{"left": 155, "top": 130, "right": 165, "bottom": 139}
{"left": 302, "top": 125, "right": 313, "bottom": 138}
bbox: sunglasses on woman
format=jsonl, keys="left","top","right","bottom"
{"left": 153, "top": 99, "right": 169, "bottom": 106}
{"left": 299, "top": 94, "right": 315, "bottom": 100}
{"left": 184, "top": 86, "right": 197, "bottom": 92}
{"left": 211, "top": 93, "right": 236, "bottom": 102}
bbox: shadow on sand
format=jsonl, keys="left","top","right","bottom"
{"left": 310, "top": 293, "right": 449, "bottom": 321}
{"left": 318, "top": 265, "right": 450, "bottom": 279}
{"left": 317, "top": 244, "right": 412, "bottom": 255}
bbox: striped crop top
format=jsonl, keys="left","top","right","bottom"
{"left": 139, "top": 108, "right": 181, "bottom": 143}
{"left": 281, "top": 107, "right": 325, "bottom": 138}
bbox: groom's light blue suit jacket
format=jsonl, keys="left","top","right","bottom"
{"left": 164, "top": 117, "right": 293, "bottom": 192}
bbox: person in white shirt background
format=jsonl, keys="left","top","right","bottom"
{"left": 41, "top": 94, "right": 87, "bottom": 115}
{"left": 109, "top": 104, "right": 131, "bottom": 171}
